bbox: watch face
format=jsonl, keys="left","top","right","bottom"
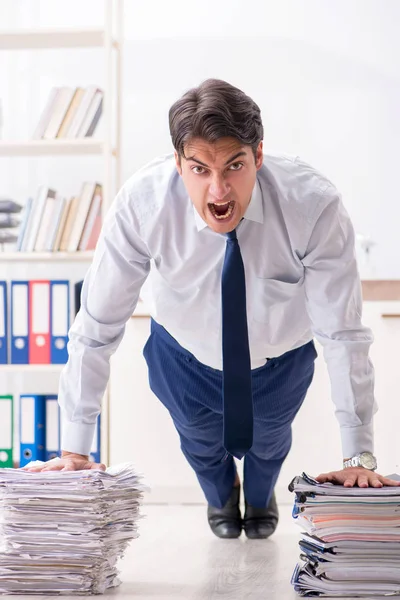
{"left": 360, "top": 452, "right": 377, "bottom": 470}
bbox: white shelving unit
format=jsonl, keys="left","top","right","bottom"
{"left": 1, "top": 365, "right": 65, "bottom": 373}
{"left": 0, "top": 1, "right": 124, "bottom": 464}
{"left": 0, "top": 28, "right": 119, "bottom": 50}
{"left": 0, "top": 251, "right": 95, "bottom": 261}
{"left": 0, "top": 139, "right": 111, "bottom": 156}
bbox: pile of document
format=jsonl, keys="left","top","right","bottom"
{"left": 0, "top": 461, "right": 148, "bottom": 595}
{"left": 289, "top": 472, "right": 400, "bottom": 597}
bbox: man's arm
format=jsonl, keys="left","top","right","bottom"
{"left": 302, "top": 189, "right": 376, "bottom": 460}
{"left": 59, "top": 187, "right": 151, "bottom": 457}
{"left": 302, "top": 191, "right": 399, "bottom": 488}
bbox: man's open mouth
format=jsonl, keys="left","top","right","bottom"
{"left": 208, "top": 200, "right": 235, "bottom": 220}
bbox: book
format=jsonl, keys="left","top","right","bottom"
{"left": 66, "top": 86, "right": 100, "bottom": 139}
{"left": 57, "top": 87, "right": 85, "bottom": 138}
{"left": 22, "top": 187, "right": 56, "bottom": 252}
{"left": 76, "top": 90, "right": 103, "bottom": 137}
{"left": 59, "top": 196, "right": 80, "bottom": 251}
{"left": 16, "top": 198, "right": 33, "bottom": 251}
{"left": 42, "top": 87, "right": 75, "bottom": 139}
{"left": 32, "top": 87, "right": 59, "bottom": 140}
{"left": 67, "top": 183, "right": 100, "bottom": 252}
{"left": 78, "top": 191, "right": 102, "bottom": 251}
{"left": 52, "top": 198, "right": 71, "bottom": 252}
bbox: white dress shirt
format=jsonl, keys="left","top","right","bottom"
{"left": 59, "top": 152, "right": 376, "bottom": 459}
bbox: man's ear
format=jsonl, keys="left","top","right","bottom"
{"left": 174, "top": 151, "right": 182, "bottom": 175}
{"left": 255, "top": 141, "right": 263, "bottom": 170}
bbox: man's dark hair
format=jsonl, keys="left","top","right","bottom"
{"left": 169, "top": 79, "right": 264, "bottom": 159}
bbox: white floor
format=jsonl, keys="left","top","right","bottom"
{"left": 14, "top": 502, "right": 364, "bottom": 599}
{"left": 112, "top": 502, "right": 303, "bottom": 600}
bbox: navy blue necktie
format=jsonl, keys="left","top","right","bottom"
{"left": 221, "top": 229, "right": 253, "bottom": 459}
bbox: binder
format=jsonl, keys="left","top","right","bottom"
{"left": 29, "top": 280, "right": 50, "bottom": 364}
{"left": 90, "top": 415, "right": 101, "bottom": 463}
{"left": 11, "top": 281, "right": 29, "bottom": 364}
{"left": 0, "top": 395, "right": 13, "bottom": 467}
{"left": 74, "top": 280, "right": 83, "bottom": 316}
{"left": 45, "top": 395, "right": 60, "bottom": 461}
{"left": 50, "top": 281, "right": 70, "bottom": 364}
{"left": 0, "top": 282, "right": 7, "bottom": 364}
{"left": 19, "top": 395, "right": 46, "bottom": 467}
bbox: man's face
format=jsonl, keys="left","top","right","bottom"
{"left": 175, "top": 137, "right": 263, "bottom": 234}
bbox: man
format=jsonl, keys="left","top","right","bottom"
{"left": 26, "top": 79, "right": 399, "bottom": 540}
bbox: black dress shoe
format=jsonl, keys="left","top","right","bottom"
{"left": 243, "top": 491, "right": 279, "bottom": 539}
{"left": 207, "top": 485, "right": 242, "bottom": 539}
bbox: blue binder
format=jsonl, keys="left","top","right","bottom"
{"left": 0, "top": 281, "right": 7, "bottom": 364}
{"left": 19, "top": 395, "right": 46, "bottom": 467}
{"left": 45, "top": 395, "right": 60, "bottom": 461}
{"left": 11, "top": 281, "right": 29, "bottom": 364}
{"left": 90, "top": 415, "right": 101, "bottom": 463}
{"left": 50, "top": 280, "right": 70, "bottom": 364}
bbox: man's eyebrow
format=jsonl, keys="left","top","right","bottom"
{"left": 185, "top": 151, "right": 247, "bottom": 168}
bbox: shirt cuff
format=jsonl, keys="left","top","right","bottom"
{"left": 61, "top": 419, "right": 97, "bottom": 457}
{"left": 340, "top": 422, "right": 374, "bottom": 458}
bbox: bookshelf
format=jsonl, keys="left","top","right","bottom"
{"left": 1, "top": 365, "right": 65, "bottom": 373}
{"left": 0, "top": 140, "right": 111, "bottom": 156}
{"left": 0, "top": 29, "right": 119, "bottom": 51}
{"left": 0, "top": 1, "right": 124, "bottom": 465}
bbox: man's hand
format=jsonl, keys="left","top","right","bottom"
{"left": 21, "top": 451, "right": 106, "bottom": 473}
{"left": 316, "top": 467, "right": 400, "bottom": 488}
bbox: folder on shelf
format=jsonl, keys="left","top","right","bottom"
{"left": 50, "top": 280, "right": 70, "bottom": 364}
{"left": 0, "top": 395, "right": 13, "bottom": 468}
{"left": 19, "top": 395, "right": 46, "bottom": 467}
{"left": 0, "top": 281, "right": 8, "bottom": 365}
{"left": 11, "top": 281, "right": 29, "bottom": 364}
{"left": 90, "top": 415, "right": 101, "bottom": 463}
{"left": 29, "top": 280, "right": 50, "bottom": 364}
{"left": 45, "top": 395, "right": 60, "bottom": 461}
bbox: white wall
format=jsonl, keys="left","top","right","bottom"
{"left": 111, "top": 303, "right": 400, "bottom": 505}
{"left": 2, "top": 0, "right": 399, "bottom": 276}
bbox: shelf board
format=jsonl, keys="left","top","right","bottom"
{"left": 0, "top": 29, "right": 118, "bottom": 50}
{"left": 0, "top": 251, "right": 94, "bottom": 262}
{"left": 0, "top": 364, "right": 65, "bottom": 373}
{"left": 0, "top": 139, "right": 113, "bottom": 157}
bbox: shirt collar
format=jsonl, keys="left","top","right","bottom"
{"left": 192, "top": 178, "right": 264, "bottom": 232}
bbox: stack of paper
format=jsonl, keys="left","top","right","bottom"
{"left": 0, "top": 462, "right": 148, "bottom": 595}
{"left": 289, "top": 472, "right": 400, "bottom": 597}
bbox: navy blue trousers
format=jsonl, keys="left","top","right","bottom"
{"left": 143, "top": 320, "right": 317, "bottom": 509}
